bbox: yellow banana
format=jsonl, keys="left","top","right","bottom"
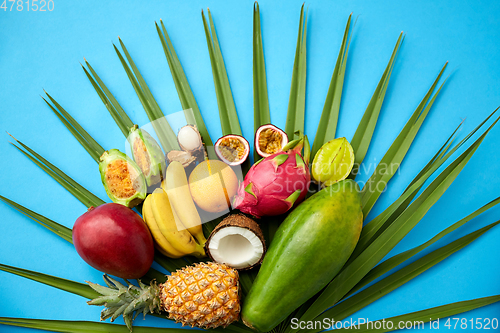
{"left": 162, "top": 161, "right": 207, "bottom": 245}
{"left": 142, "top": 194, "right": 184, "bottom": 258}
{"left": 150, "top": 188, "right": 205, "bottom": 258}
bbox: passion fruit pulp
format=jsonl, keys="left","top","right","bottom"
{"left": 99, "top": 149, "right": 147, "bottom": 208}
{"left": 215, "top": 135, "right": 250, "bottom": 166}
{"left": 255, "top": 124, "right": 288, "bottom": 158}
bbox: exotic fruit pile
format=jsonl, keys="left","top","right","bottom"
{"left": 2, "top": 3, "right": 499, "bottom": 333}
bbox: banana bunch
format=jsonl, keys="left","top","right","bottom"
{"left": 142, "top": 188, "right": 205, "bottom": 258}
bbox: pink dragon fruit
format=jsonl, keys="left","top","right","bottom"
{"left": 233, "top": 135, "right": 311, "bottom": 218}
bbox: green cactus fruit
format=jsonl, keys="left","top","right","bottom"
{"left": 241, "top": 179, "right": 363, "bottom": 332}
{"left": 99, "top": 149, "right": 147, "bottom": 208}
{"left": 312, "top": 137, "right": 354, "bottom": 186}
{"left": 128, "top": 125, "right": 165, "bottom": 186}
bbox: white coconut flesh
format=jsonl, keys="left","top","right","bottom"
{"left": 207, "top": 226, "right": 264, "bottom": 269}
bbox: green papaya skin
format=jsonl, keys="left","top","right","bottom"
{"left": 241, "top": 179, "right": 363, "bottom": 332}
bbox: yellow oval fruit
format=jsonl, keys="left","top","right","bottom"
{"left": 189, "top": 160, "right": 239, "bottom": 213}
{"left": 311, "top": 137, "right": 354, "bottom": 186}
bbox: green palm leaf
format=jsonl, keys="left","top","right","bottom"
{"left": 360, "top": 62, "right": 448, "bottom": 215}
{"left": 43, "top": 92, "right": 105, "bottom": 163}
{"left": 335, "top": 295, "right": 500, "bottom": 332}
{"left": 0, "top": 317, "right": 251, "bottom": 333}
{"left": 156, "top": 20, "right": 213, "bottom": 146}
{"left": 349, "top": 33, "right": 404, "bottom": 172}
{"left": 0, "top": 318, "right": 174, "bottom": 333}
{"left": 285, "top": 4, "right": 307, "bottom": 140}
{"left": 0, "top": 263, "right": 99, "bottom": 299}
{"left": 253, "top": 2, "right": 270, "bottom": 160}
{"left": 311, "top": 14, "right": 354, "bottom": 158}
{"left": 0, "top": 195, "right": 73, "bottom": 243}
{"left": 114, "top": 39, "right": 179, "bottom": 152}
{"left": 291, "top": 113, "right": 499, "bottom": 329}
{"left": 81, "top": 60, "right": 134, "bottom": 138}
{"left": 8, "top": 136, "right": 105, "bottom": 208}
{"left": 353, "top": 108, "right": 498, "bottom": 258}
{"left": 304, "top": 220, "right": 500, "bottom": 331}
{"left": 287, "top": 120, "right": 462, "bottom": 328}
{"left": 202, "top": 9, "right": 242, "bottom": 136}
{"left": 347, "top": 196, "right": 500, "bottom": 297}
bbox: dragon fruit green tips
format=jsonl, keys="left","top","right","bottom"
{"left": 233, "top": 134, "right": 311, "bottom": 218}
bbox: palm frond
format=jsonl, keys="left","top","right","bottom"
{"left": 156, "top": 20, "right": 213, "bottom": 146}
{"left": 0, "top": 317, "right": 251, "bottom": 333}
{"left": 81, "top": 60, "right": 134, "bottom": 138}
{"left": 335, "top": 295, "right": 500, "bottom": 332}
{"left": 202, "top": 9, "right": 242, "bottom": 136}
{"left": 114, "top": 39, "right": 179, "bottom": 151}
{"left": 42, "top": 92, "right": 105, "bottom": 162}
{"left": 349, "top": 33, "right": 404, "bottom": 171}
{"left": 253, "top": 2, "right": 270, "bottom": 160}
{"left": 291, "top": 113, "right": 499, "bottom": 328}
{"left": 8, "top": 135, "right": 105, "bottom": 208}
{"left": 305, "top": 220, "right": 500, "bottom": 330}
{"left": 361, "top": 62, "right": 448, "bottom": 215}
{"left": 311, "top": 14, "right": 354, "bottom": 158}
{"left": 354, "top": 108, "right": 498, "bottom": 257}
{"left": 285, "top": 4, "right": 307, "bottom": 140}
{"left": 347, "top": 196, "right": 500, "bottom": 297}
{"left": 0, "top": 195, "right": 73, "bottom": 243}
{"left": 0, "top": 263, "right": 99, "bottom": 299}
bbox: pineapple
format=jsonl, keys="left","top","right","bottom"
{"left": 87, "top": 262, "right": 240, "bottom": 331}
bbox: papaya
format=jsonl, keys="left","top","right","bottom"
{"left": 241, "top": 179, "right": 363, "bottom": 332}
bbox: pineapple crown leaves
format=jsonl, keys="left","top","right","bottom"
{"left": 87, "top": 275, "right": 161, "bottom": 332}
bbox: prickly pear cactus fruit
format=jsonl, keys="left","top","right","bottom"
{"left": 128, "top": 125, "right": 165, "bottom": 186}
{"left": 99, "top": 149, "right": 146, "bottom": 208}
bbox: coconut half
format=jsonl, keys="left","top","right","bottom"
{"left": 206, "top": 214, "right": 266, "bottom": 270}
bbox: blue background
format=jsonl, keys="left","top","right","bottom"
{"left": 1, "top": 0, "right": 499, "bottom": 332}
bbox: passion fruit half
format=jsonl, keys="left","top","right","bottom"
{"left": 255, "top": 124, "right": 288, "bottom": 158}
{"left": 99, "top": 149, "right": 147, "bottom": 208}
{"left": 215, "top": 135, "right": 250, "bottom": 166}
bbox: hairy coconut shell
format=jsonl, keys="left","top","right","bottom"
{"left": 166, "top": 150, "right": 197, "bottom": 168}
{"left": 205, "top": 214, "right": 266, "bottom": 270}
